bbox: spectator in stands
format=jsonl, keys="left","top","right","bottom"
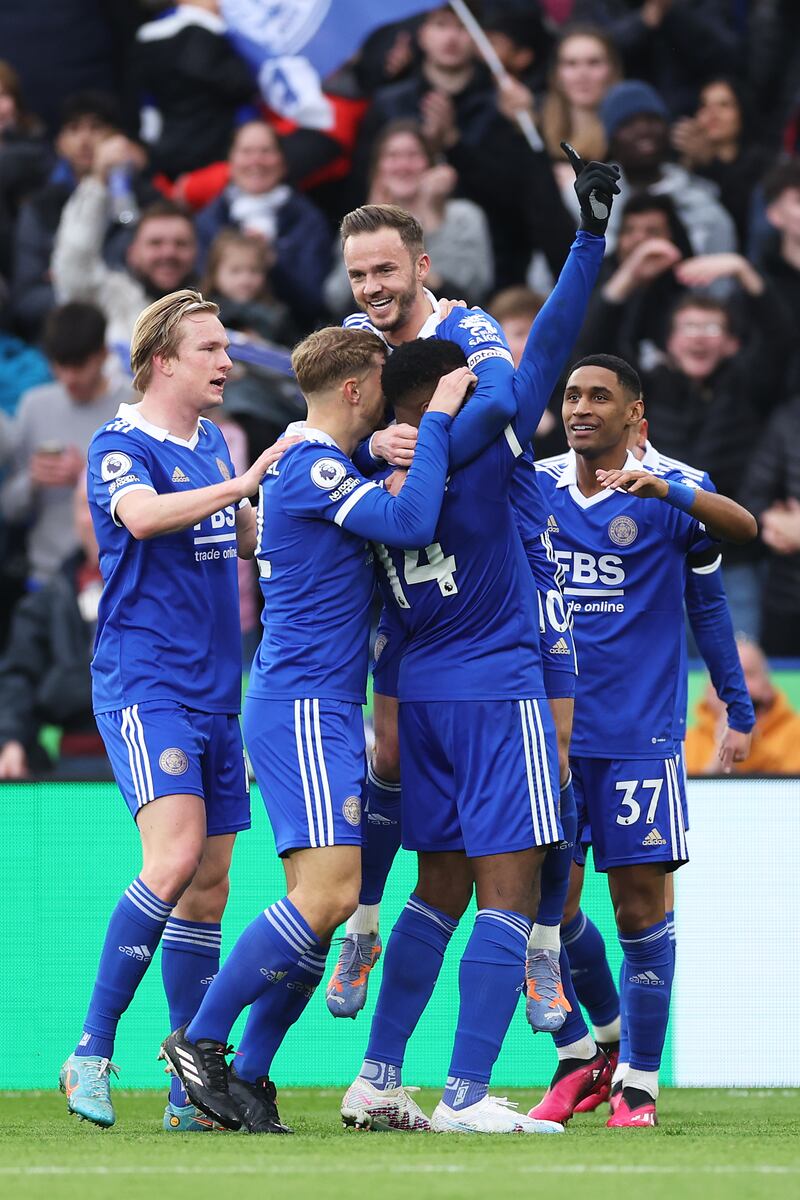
{"left": 489, "top": 283, "right": 567, "bottom": 460}
{"left": 0, "top": 477, "right": 112, "bottom": 782}
{"left": 0, "top": 61, "right": 50, "bottom": 281}
{"left": 353, "top": 4, "right": 575, "bottom": 289}
{"left": 324, "top": 120, "right": 494, "bottom": 317}
{"left": 483, "top": 6, "right": 551, "bottom": 97}
{"left": 11, "top": 91, "right": 142, "bottom": 338}
{"left": 51, "top": 133, "right": 197, "bottom": 345}
{"left": 685, "top": 636, "right": 800, "bottom": 775}
{"left": 575, "top": 192, "right": 692, "bottom": 366}
{"left": 760, "top": 160, "right": 800, "bottom": 394}
{"left": 596, "top": 80, "right": 737, "bottom": 255}
{"left": 0, "top": 303, "right": 131, "bottom": 585}
{"left": 539, "top": 26, "right": 621, "bottom": 184}
{"left": 134, "top": 0, "right": 256, "bottom": 180}
{"left": 670, "top": 78, "right": 771, "bottom": 248}
{"left": 202, "top": 228, "right": 304, "bottom": 450}
{"left": 741, "top": 394, "right": 800, "bottom": 658}
{"left": 195, "top": 120, "right": 331, "bottom": 328}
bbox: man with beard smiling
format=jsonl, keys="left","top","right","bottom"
{"left": 52, "top": 132, "right": 198, "bottom": 347}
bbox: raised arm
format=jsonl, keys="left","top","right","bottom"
{"left": 595, "top": 469, "right": 758, "bottom": 544}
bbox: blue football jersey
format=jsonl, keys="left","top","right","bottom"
{"left": 534, "top": 449, "right": 716, "bottom": 757}
{"left": 375, "top": 421, "right": 547, "bottom": 701}
{"left": 88, "top": 403, "right": 243, "bottom": 715}
{"left": 248, "top": 414, "right": 452, "bottom": 704}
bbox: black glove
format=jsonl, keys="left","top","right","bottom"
{"left": 561, "top": 141, "right": 621, "bottom": 237}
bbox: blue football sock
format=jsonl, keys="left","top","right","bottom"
{"left": 562, "top": 910, "right": 620, "bottom": 1028}
{"left": 236, "top": 944, "right": 329, "bottom": 1082}
{"left": 618, "top": 960, "right": 630, "bottom": 1067}
{"left": 445, "top": 908, "right": 530, "bottom": 1104}
{"left": 161, "top": 918, "right": 222, "bottom": 1107}
{"left": 359, "top": 764, "right": 402, "bottom": 905}
{"left": 365, "top": 894, "right": 458, "bottom": 1081}
{"left": 75, "top": 877, "right": 172, "bottom": 1058}
{"left": 666, "top": 909, "right": 676, "bottom": 959}
{"left": 552, "top": 943, "right": 590, "bottom": 1050}
{"left": 535, "top": 776, "right": 578, "bottom": 926}
{"left": 187, "top": 898, "right": 322, "bottom": 1045}
{"left": 618, "top": 920, "right": 675, "bottom": 1073}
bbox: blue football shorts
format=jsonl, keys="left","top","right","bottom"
{"left": 371, "top": 607, "right": 406, "bottom": 700}
{"left": 571, "top": 753, "right": 689, "bottom": 873}
{"left": 530, "top": 530, "right": 577, "bottom": 701}
{"left": 96, "top": 701, "right": 250, "bottom": 835}
{"left": 399, "top": 697, "right": 562, "bottom": 857}
{"left": 243, "top": 695, "right": 365, "bottom": 855}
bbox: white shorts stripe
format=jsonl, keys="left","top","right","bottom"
{"left": 130, "top": 705, "right": 155, "bottom": 801}
{"left": 293, "top": 700, "right": 317, "bottom": 848}
{"left": 668, "top": 757, "right": 688, "bottom": 859}
{"left": 529, "top": 699, "right": 558, "bottom": 843}
{"left": 664, "top": 757, "right": 679, "bottom": 861}
{"left": 312, "top": 699, "right": 335, "bottom": 847}
{"left": 518, "top": 701, "right": 543, "bottom": 845}
{"left": 119, "top": 709, "right": 144, "bottom": 809}
{"left": 303, "top": 700, "right": 327, "bottom": 846}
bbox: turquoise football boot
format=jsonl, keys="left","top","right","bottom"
{"left": 59, "top": 1054, "right": 119, "bottom": 1127}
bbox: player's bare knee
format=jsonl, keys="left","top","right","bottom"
{"left": 372, "top": 736, "right": 400, "bottom": 783}
{"left": 143, "top": 850, "right": 203, "bottom": 903}
{"left": 415, "top": 852, "right": 472, "bottom": 920}
{"left": 178, "top": 874, "right": 230, "bottom": 924}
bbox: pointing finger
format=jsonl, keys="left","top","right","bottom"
{"left": 560, "top": 140, "right": 585, "bottom": 176}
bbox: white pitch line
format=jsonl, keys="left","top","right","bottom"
{"left": 0, "top": 1165, "right": 798, "bottom": 1178}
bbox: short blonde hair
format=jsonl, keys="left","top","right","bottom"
{"left": 130, "top": 289, "right": 219, "bottom": 393}
{"left": 291, "top": 326, "right": 386, "bottom": 396}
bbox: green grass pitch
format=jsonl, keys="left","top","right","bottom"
{"left": 1, "top": 1088, "right": 799, "bottom": 1200}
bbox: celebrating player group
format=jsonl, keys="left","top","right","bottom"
{"left": 60, "top": 143, "right": 757, "bottom": 1137}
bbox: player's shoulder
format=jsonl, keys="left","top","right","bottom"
{"left": 645, "top": 448, "right": 710, "bottom": 489}
{"left": 534, "top": 452, "right": 570, "bottom": 483}
{"left": 280, "top": 439, "right": 356, "bottom": 491}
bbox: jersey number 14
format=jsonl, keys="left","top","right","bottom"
{"left": 375, "top": 542, "right": 458, "bottom": 609}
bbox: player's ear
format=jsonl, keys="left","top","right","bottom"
{"left": 415, "top": 252, "right": 430, "bottom": 283}
{"left": 152, "top": 352, "right": 173, "bottom": 378}
{"left": 342, "top": 375, "right": 360, "bottom": 406}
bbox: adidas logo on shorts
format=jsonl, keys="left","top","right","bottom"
{"left": 550, "top": 637, "right": 570, "bottom": 654}
{"left": 172, "top": 466, "right": 190, "bottom": 483}
{"left": 642, "top": 827, "right": 667, "bottom": 847}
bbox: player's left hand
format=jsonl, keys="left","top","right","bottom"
{"left": 596, "top": 468, "right": 667, "bottom": 499}
{"left": 717, "top": 726, "right": 751, "bottom": 774}
{"left": 561, "top": 141, "right": 621, "bottom": 237}
{"left": 384, "top": 468, "right": 408, "bottom": 496}
{"left": 437, "top": 298, "right": 467, "bottom": 321}
{"left": 371, "top": 423, "right": 418, "bottom": 468}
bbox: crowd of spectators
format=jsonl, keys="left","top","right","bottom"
{"left": 1, "top": 0, "right": 800, "bottom": 776}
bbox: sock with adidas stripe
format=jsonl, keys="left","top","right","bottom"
{"left": 235, "top": 943, "right": 330, "bottom": 1082}
{"left": 530, "top": 775, "right": 578, "bottom": 947}
{"left": 187, "top": 898, "right": 324, "bottom": 1045}
{"left": 618, "top": 920, "right": 674, "bottom": 1088}
{"left": 75, "top": 877, "right": 173, "bottom": 1058}
{"left": 445, "top": 909, "right": 531, "bottom": 1105}
{"left": 161, "top": 918, "right": 222, "bottom": 1106}
{"left": 561, "top": 910, "right": 620, "bottom": 1028}
{"left": 348, "top": 766, "right": 402, "bottom": 928}
{"left": 363, "top": 894, "right": 458, "bottom": 1086}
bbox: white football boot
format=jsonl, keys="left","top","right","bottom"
{"left": 431, "top": 1094, "right": 564, "bottom": 1134}
{"left": 341, "top": 1076, "right": 431, "bottom": 1131}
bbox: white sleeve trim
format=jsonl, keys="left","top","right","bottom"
{"left": 503, "top": 423, "right": 524, "bottom": 458}
{"left": 238, "top": 497, "right": 251, "bottom": 510}
{"left": 691, "top": 554, "right": 722, "bottom": 575}
{"left": 109, "top": 483, "right": 156, "bottom": 526}
{"left": 333, "top": 480, "right": 378, "bottom": 526}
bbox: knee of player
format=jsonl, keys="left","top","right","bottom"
{"left": 613, "top": 890, "right": 665, "bottom": 933}
{"left": 180, "top": 874, "right": 231, "bottom": 924}
{"left": 372, "top": 737, "right": 401, "bottom": 783}
{"left": 326, "top": 886, "right": 361, "bottom": 930}
{"left": 557, "top": 744, "right": 571, "bottom": 785}
{"left": 143, "top": 849, "right": 204, "bottom": 903}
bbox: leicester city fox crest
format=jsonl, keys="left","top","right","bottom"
{"left": 608, "top": 515, "right": 638, "bottom": 547}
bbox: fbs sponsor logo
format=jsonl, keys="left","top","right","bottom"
{"left": 119, "top": 944, "right": 152, "bottom": 960}
{"left": 172, "top": 466, "right": 190, "bottom": 483}
{"left": 550, "top": 636, "right": 571, "bottom": 655}
{"left": 629, "top": 970, "right": 664, "bottom": 986}
{"left": 642, "top": 827, "right": 667, "bottom": 847}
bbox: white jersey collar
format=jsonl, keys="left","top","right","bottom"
{"left": 116, "top": 402, "right": 203, "bottom": 450}
{"left": 640, "top": 439, "right": 659, "bottom": 469}
{"left": 416, "top": 288, "right": 441, "bottom": 340}
{"left": 558, "top": 447, "right": 642, "bottom": 509}
{"left": 284, "top": 420, "right": 340, "bottom": 450}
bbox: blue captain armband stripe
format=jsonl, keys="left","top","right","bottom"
{"left": 664, "top": 479, "right": 697, "bottom": 513}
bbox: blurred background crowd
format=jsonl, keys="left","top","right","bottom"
{"left": 1, "top": 0, "right": 799, "bottom": 781}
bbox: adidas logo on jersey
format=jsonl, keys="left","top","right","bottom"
{"left": 547, "top": 514, "right": 559, "bottom": 533}
{"left": 118, "top": 944, "right": 151, "bottom": 961}
{"left": 642, "top": 827, "right": 667, "bottom": 847}
{"left": 629, "top": 970, "right": 664, "bottom": 986}
{"left": 550, "top": 637, "right": 570, "bottom": 655}
{"left": 172, "top": 466, "right": 190, "bottom": 483}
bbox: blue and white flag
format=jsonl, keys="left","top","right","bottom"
{"left": 221, "top": 0, "right": 442, "bottom": 129}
